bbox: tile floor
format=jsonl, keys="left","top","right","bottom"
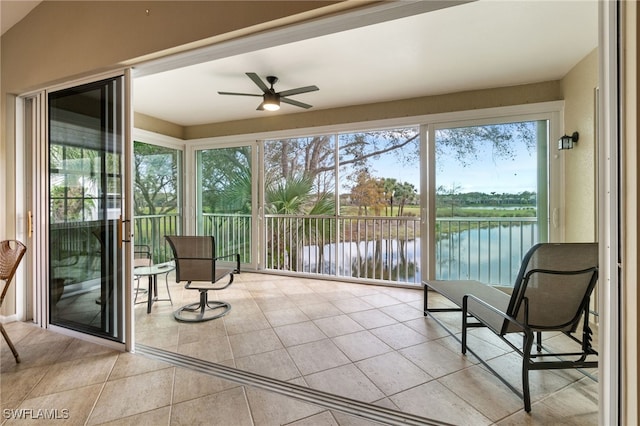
{"left": 1, "top": 272, "right": 599, "bottom": 425}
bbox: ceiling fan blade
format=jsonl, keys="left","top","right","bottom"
{"left": 256, "top": 102, "right": 265, "bottom": 111}
{"left": 217, "top": 91, "right": 262, "bottom": 97}
{"left": 278, "top": 85, "right": 319, "bottom": 97}
{"left": 246, "top": 72, "right": 269, "bottom": 93}
{"left": 281, "top": 97, "right": 313, "bottom": 109}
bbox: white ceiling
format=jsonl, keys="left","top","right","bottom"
{"left": 3, "top": 1, "right": 598, "bottom": 127}
{"left": 133, "top": 1, "right": 598, "bottom": 128}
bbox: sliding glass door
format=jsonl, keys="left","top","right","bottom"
{"left": 48, "top": 77, "right": 125, "bottom": 341}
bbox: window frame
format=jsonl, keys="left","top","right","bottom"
{"left": 420, "top": 104, "right": 564, "bottom": 285}
{"left": 182, "top": 101, "right": 564, "bottom": 286}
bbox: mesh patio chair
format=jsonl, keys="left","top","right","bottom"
{"left": 165, "top": 236, "right": 240, "bottom": 322}
{"left": 0, "top": 240, "right": 27, "bottom": 363}
{"left": 425, "top": 243, "right": 598, "bottom": 412}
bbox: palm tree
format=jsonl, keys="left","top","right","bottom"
{"left": 265, "top": 175, "right": 335, "bottom": 272}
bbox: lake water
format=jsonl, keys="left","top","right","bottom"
{"left": 300, "top": 223, "right": 538, "bottom": 286}
{"left": 436, "top": 223, "right": 538, "bottom": 285}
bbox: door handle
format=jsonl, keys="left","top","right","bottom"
{"left": 119, "top": 216, "right": 131, "bottom": 248}
{"left": 28, "top": 211, "right": 33, "bottom": 238}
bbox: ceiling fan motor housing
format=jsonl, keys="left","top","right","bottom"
{"left": 264, "top": 92, "right": 280, "bottom": 103}
{"left": 218, "top": 72, "right": 318, "bottom": 110}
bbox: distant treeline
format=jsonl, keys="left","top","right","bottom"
{"left": 436, "top": 191, "right": 536, "bottom": 206}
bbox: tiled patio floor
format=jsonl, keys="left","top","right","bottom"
{"left": 1, "top": 272, "right": 598, "bottom": 425}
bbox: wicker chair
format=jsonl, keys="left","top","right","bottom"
{"left": 0, "top": 240, "right": 27, "bottom": 363}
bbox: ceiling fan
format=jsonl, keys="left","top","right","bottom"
{"left": 218, "top": 72, "right": 319, "bottom": 111}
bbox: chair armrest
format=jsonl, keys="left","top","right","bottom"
{"left": 523, "top": 266, "right": 597, "bottom": 281}
{"left": 215, "top": 253, "right": 241, "bottom": 273}
{"left": 185, "top": 279, "right": 234, "bottom": 291}
{"left": 463, "top": 293, "right": 531, "bottom": 337}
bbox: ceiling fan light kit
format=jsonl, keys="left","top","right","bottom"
{"left": 262, "top": 91, "right": 280, "bottom": 111}
{"left": 218, "top": 72, "right": 318, "bottom": 111}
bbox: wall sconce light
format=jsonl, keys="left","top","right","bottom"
{"left": 558, "top": 132, "right": 579, "bottom": 150}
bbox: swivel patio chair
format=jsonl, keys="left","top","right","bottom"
{"left": 165, "top": 235, "right": 240, "bottom": 322}
{"left": 0, "top": 240, "right": 27, "bottom": 363}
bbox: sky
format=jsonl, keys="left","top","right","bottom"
{"left": 367, "top": 139, "right": 537, "bottom": 195}
{"left": 435, "top": 142, "right": 537, "bottom": 194}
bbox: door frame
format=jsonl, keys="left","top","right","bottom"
{"left": 16, "top": 69, "right": 133, "bottom": 351}
{"left": 598, "top": 1, "right": 621, "bottom": 424}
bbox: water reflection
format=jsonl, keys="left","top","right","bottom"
{"left": 298, "top": 223, "right": 538, "bottom": 286}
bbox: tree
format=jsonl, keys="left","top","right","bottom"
{"left": 436, "top": 122, "right": 537, "bottom": 167}
{"left": 264, "top": 129, "right": 420, "bottom": 191}
{"left": 266, "top": 174, "right": 318, "bottom": 215}
{"left": 264, "top": 174, "right": 335, "bottom": 272}
{"left": 133, "top": 142, "right": 179, "bottom": 216}
{"left": 437, "top": 183, "right": 463, "bottom": 217}
{"left": 394, "top": 182, "right": 417, "bottom": 216}
{"left": 199, "top": 146, "right": 252, "bottom": 214}
{"left": 382, "top": 178, "right": 397, "bottom": 216}
{"left": 350, "top": 170, "right": 384, "bottom": 215}
{"left": 264, "top": 124, "right": 536, "bottom": 189}
{"left": 379, "top": 178, "right": 416, "bottom": 216}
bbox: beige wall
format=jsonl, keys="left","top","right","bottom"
{"left": 134, "top": 81, "right": 564, "bottom": 139}
{"left": 1, "top": 1, "right": 343, "bottom": 94}
{"left": 134, "top": 113, "right": 184, "bottom": 140}
{"left": 0, "top": 0, "right": 345, "bottom": 318}
{"left": 561, "top": 49, "right": 599, "bottom": 242}
{"left": 0, "top": 0, "right": 344, "bottom": 234}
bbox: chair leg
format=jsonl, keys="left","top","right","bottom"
{"left": 134, "top": 278, "right": 145, "bottom": 303}
{"left": 199, "top": 291, "right": 207, "bottom": 316}
{"left": 0, "top": 323, "right": 20, "bottom": 363}
{"left": 173, "top": 290, "right": 231, "bottom": 322}
{"left": 522, "top": 330, "right": 534, "bottom": 412}
{"left": 461, "top": 315, "right": 468, "bottom": 354}
{"left": 163, "top": 273, "right": 172, "bottom": 305}
{"left": 423, "top": 284, "right": 428, "bottom": 316}
{"left": 461, "top": 296, "right": 469, "bottom": 354}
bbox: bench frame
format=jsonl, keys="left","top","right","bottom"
{"left": 423, "top": 261, "right": 598, "bottom": 412}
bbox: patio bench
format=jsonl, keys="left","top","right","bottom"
{"left": 423, "top": 242, "right": 599, "bottom": 412}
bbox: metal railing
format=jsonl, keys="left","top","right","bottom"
{"left": 132, "top": 213, "right": 251, "bottom": 264}
{"left": 133, "top": 213, "right": 538, "bottom": 287}
{"left": 436, "top": 217, "right": 538, "bottom": 285}
{"left": 50, "top": 221, "right": 103, "bottom": 284}
{"left": 133, "top": 214, "right": 180, "bottom": 263}
{"left": 202, "top": 213, "right": 252, "bottom": 262}
{"left": 265, "top": 214, "right": 422, "bottom": 285}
